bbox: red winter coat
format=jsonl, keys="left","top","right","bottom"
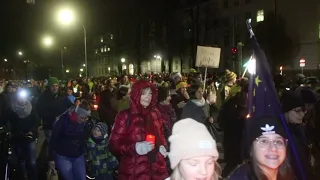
{"left": 109, "top": 80, "right": 168, "bottom": 180}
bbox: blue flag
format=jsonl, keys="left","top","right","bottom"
{"left": 247, "top": 34, "right": 281, "bottom": 118}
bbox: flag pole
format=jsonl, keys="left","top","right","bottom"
{"left": 246, "top": 19, "right": 306, "bottom": 180}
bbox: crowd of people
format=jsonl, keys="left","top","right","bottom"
{"left": 0, "top": 70, "right": 319, "bottom": 180}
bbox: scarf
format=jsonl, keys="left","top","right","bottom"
{"left": 10, "top": 98, "right": 32, "bottom": 119}
{"left": 191, "top": 97, "right": 206, "bottom": 107}
{"left": 90, "top": 135, "right": 105, "bottom": 144}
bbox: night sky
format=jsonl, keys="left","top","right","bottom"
{"left": 0, "top": 0, "right": 113, "bottom": 68}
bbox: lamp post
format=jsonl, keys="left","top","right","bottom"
{"left": 57, "top": 8, "right": 88, "bottom": 78}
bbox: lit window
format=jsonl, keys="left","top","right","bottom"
{"left": 122, "top": 64, "right": 127, "bottom": 70}
{"left": 110, "top": 34, "right": 114, "bottom": 39}
{"left": 101, "top": 48, "right": 103, "bottom": 53}
{"left": 95, "top": 49, "right": 98, "bottom": 54}
{"left": 107, "top": 47, "right": 110, "bottom": 51}
{"left": 104, "top": 46, "right": 107, "bottom": 52}
{"left": 318, "top": 24, "right": 320, "bottom": 39}
{"left": 257, "top": 10, "right": 264, "bottom": 22}
{"left": 100, "top": 37, "right": 103, "bottom": 42}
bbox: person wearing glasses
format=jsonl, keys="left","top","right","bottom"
{"left": 227, "top": 116, "right": 294, "bottom": 180}
{"left": 281, "top": 91, "right": 315, "bottom": 179}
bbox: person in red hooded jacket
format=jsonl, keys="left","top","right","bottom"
{"left": 109, "top": 80, "right": 168, "bottom": 180}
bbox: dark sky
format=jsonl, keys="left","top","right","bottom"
{"left": 0, "top": 0, "right": 112, "bottom": 68}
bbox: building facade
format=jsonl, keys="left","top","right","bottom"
{"left": 193, "top": 0, "right": 320, "bottom": 72}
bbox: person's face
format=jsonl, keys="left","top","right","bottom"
{"left": 92, "top": 94, "right": 97, "bottom": 100}
{"left": 75, "top": 100, "right": 80, "bottom": 106}
{"left": 253, "top": 134, "right": 287, "bottom": 170}
{"left": 50, "top": 84, "right": 59, "bottom": 94}
{"left": 67, "top": 82, "right": 72, "bottom": 87}
{"left": 67, "top": 90, "right": 73, "bottom": 96}
{"left": 165, "top": 91, "right": 172, "bottom": 103}
{"left": 123, "top": 76, "right": 128, "bottom": 83}
{"left": 287, "top": 107, "right": 306, "bottom": 124}
{"left": 6, "top": 86, "right": 13, "bottom": 93}
{"left": 76, "top": 114, "right": 88, "bottom": 123}
{"left": 175, "top": 76, "right": 181, "bottom": 83}
{"left": 195, "top": 87, "right": 204, "bottom": 100}
{"left": 92, "top": 127, "right": 102, "bottom": 138}
{"left": 179, "top": 86, "right": 187, "bottom": 94}
{"left": 140, "top": 87, "right": 152, "bottom": 108}
{"left": 232, "top": 78, "right": 237, "bottom": 84}
{"left": 179, "top": 156, "right": 216, "bottom": 180}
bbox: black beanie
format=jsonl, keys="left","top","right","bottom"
{"left": 300, "top": 89, "right": 317, "bottom": 104}
{"left": 281, "top": 91, "right": 304, "bottom": 113}
{"left": 248, "top": 116, "right": 287, "bottom": 147}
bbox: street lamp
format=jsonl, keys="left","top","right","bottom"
{"left": 57, "top": 8, "right": 88, "bottom": 78}
{"left": 43, "top": 36, "right": 53, "bottom": 46}
{"left": 4, "top": 59, "right": 7, "bottom": 62}
{"left": 18, "top": 51, "right": 23, "bottom": 56}
{"left": 247, "top": 56, "right": 256, "bottom": 75}
{"left": 80, "top": 68, "right": 83, "bottom": 72}
{"left": 66, "top": 69, "right": 70, "bottom": 73}
{"left": 121, "top": 58, "right": 125, "bottom": 63}
{"left": 57, "top": 9, "right": 74, "bottom": 25}
{"left": 83, "top": 64, "right": 86, "bottom": 67}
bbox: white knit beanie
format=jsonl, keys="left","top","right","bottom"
{"left": 168, "top": 118, "right": 219, "bottom": 169}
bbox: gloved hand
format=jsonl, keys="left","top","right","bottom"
{"left": 159, "top": 145, "right": 168, "bottom": 158}
{"left": 135, "top": 141, "right": 153, "bottom": 155}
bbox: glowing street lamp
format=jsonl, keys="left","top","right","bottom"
{"left": 83, "top": 64, "right": 86, "bottom": 67}
{"left": 56, "top": 8, "right": 88, "bottom": 78}
{"left": 80, "top": 68, "right": 84, "bottom": 72}
{"left": 57, "top": 8, "right": 74, "bottom": 25}
{"left": 43, "top": 36, "right": 53, "bottom": 46}
{"left": 247, "top": 56, "right": 256, "bottom": 75}
{"left": 121, "top": 58, "right": 125, "bottom": 63}
{"left": 66, "top": 69, "right": 70, "bottom": 73}
{"left": 18, "top": 51, "right": 23, "bottom": 56}
{"left": 4, "top": 59, "right": 7, "bottom": 62}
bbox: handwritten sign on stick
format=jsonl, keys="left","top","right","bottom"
{"left": 196, "top": 46, "right": 221, "bottom": 68}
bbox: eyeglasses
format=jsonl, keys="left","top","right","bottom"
{"left": 256, "top": 137, "right": 288, "bottom": 149}
{"left": 292, "top": 108, "right": 306, "bottom": 114}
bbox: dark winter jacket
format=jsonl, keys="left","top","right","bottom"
{"left": 49, "top": 111, "right": 87, "bottom": 161}
{"left": 109, "top": 80, "right": 168, "bottom": 180}
{"left": 37, "top": 90, "right": 73, "bottom": 130}
{"left": 181, "top": 100, "right": 210, "bottom": 124}
{"left": 227, "top": 162, "right": 256, "bottom": 180}
{"left": 5, "top": 107, "right": 38, "bottom": 142}
{"left": 156, "top": 103, "right": 176, "bottom": 140}
{"left": 98, "top": 88, "right": 117, "bottom": 125}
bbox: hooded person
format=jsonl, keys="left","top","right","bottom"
{"left": 109, "top": 80, "right": 168, "bottom": 180}
{"left": 87, "top": 122, "right": 118, "bottom": 180}
{"left": 5, "top": 88, "right": 38, "bottom": 180}
{"left": 48, "top": 100, "right": 92, "bottom": 180}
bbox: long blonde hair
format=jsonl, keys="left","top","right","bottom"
{"left": 170, "top": 161, "right": 221, "bottom": 180}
